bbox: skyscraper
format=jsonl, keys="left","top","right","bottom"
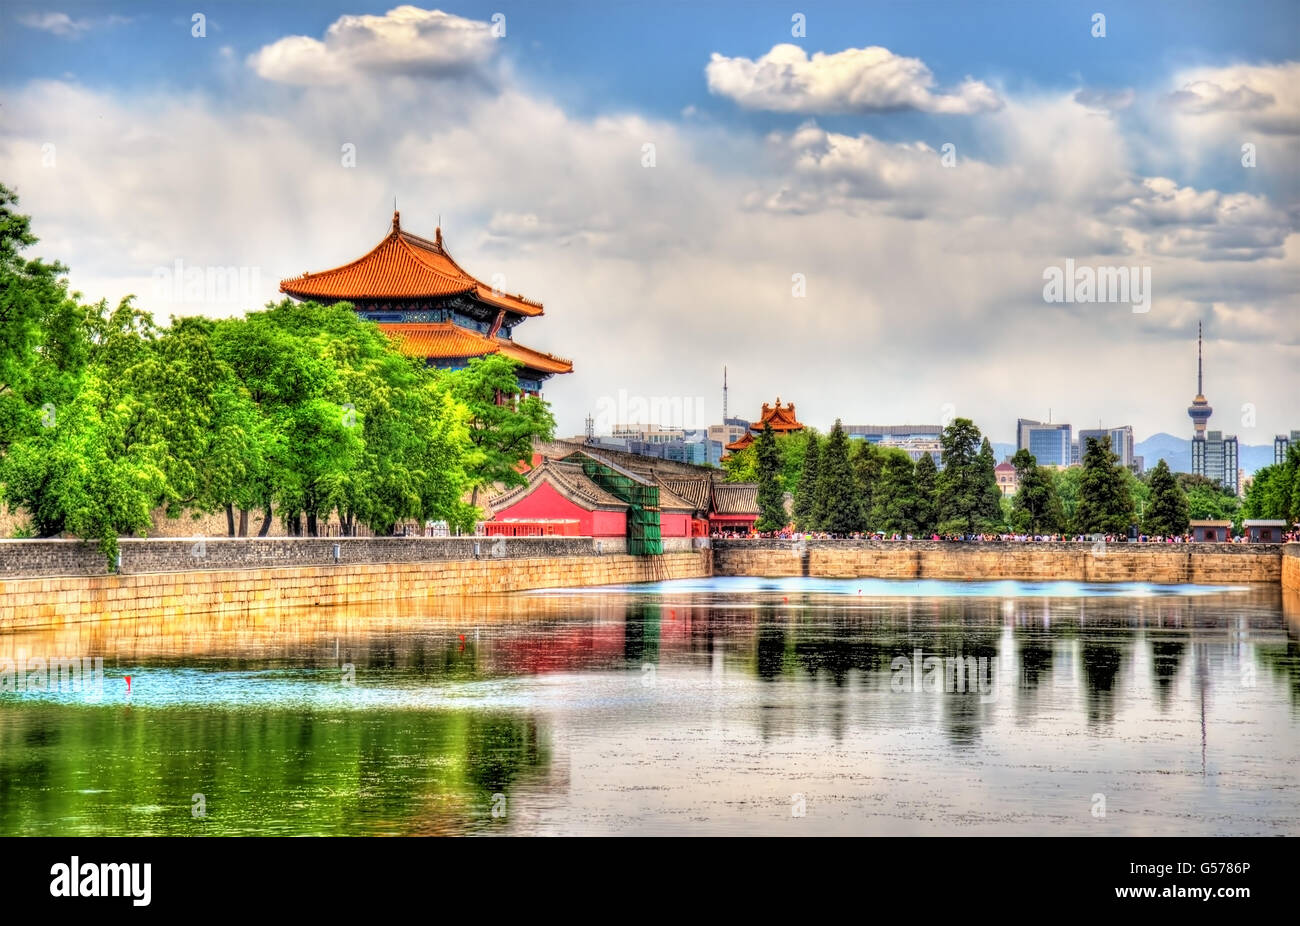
{"left": 1078, "top": 425, "right": 1134, "bottom": 468}
{"left": 1276, "top": 431, "right": 1300, "bottom": 465}
{"left": 1202, "top": 430, "right": 1239, "bottom": 495}
{"left": 1016, "top": 418, "right": 1072, "bottom": 467}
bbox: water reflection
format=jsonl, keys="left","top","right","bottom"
{"left": 1, "top": 579, "right": 1297, "bottom": 835}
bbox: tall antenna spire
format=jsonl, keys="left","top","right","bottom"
{"left": 1197, "top": 321, "right": 1203, "bottom": 396}
{"left": 723, "top": 366, "right": 728, "bottom": 423}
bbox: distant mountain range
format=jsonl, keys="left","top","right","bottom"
{"left": 1135, "top": 433, "right": 1278, "bottom": 476}
{"left": 990, "top": 433, "right": 1279, "bottom": 475}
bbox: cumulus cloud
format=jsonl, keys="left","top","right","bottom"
{"left": 706, "top": 43, "right": 1002, "bottom": 115}
{"left": 1113, "top": 177, "right": 1293, "bottom": 261}
{"left": 249, "top": 5, "right": 498, "bottom": 86}
{"left": 1166, "top": 63, "right": 1300, "bottom": 135}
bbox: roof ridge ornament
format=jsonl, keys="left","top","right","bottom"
{"left": 392, "top": 210, "right": 400, "bottom": 232}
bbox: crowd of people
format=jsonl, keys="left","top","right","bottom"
{"left": 712, "top": 528, "right": 1300, "bottom": 543}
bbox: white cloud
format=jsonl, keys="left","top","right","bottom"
{"left": 1167, "top": 62, "right": 1300, "bottom": 136}
{"left": 249, "top": 5, "right": 498, "bottom": 86}
{"left": 1114, "top": 177, "right": 1293, "bottom": 261}
{"left": 706, "top": 43, "right": 1002, "bottom": 115}
{"left": 16, "top": 12, "right": 129, "bottom": 37}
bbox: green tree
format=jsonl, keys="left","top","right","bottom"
{"left": 975, "top": 437, "right": 1004, "bottom": 530}
{"left": 1009, "top": 448, "right": 1064, "bottom": 534}
{"left": 1073, "top": 436, "right": 1135, "bottom": 534}
{"left": 449, "top": 353, "right": 554, "bottom": 511}
{"left": 1243, "top": 446, "right": 1300, "bottom": 526}
{"left": 936, "top": 417, "right": 984, "bottom": 534}
{"left": 722, "top": 442, "right": 757, "bottom": 482}
{"left": 912, "top": 452, "right": 939, "bottom": 535}
{"left": 814, "top": 420, "right": 864, "bottom": 534}
{"left": 792, "top": 431, "right": 821, "bottom": 530}
{"left": 852, "top": 440, "right": 884, "bottom": 521}
{"left": 777, "top": 429, "right": 816, "bottom": 497}
{"left": 753, "top": 423, "right": 786, "bottom": 532}
{"left": 1142, "top": 459, "right": 1189, "bottom": 537}
{"left": 868, "top": 447, "right": 919, "bottom": 534}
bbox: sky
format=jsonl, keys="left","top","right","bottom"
{"left": 1, "top": 1, "right": 1297, "bottom": 443}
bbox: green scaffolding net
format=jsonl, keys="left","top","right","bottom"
{"left": 567, "top": 453, "right": 663, "bottom": 555}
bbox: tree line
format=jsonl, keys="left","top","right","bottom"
{"left": 0, "top": 184, "right": 553, "bottom": 560}
{"left": 733, "top": 415, "right": 1268, "bottom": 538}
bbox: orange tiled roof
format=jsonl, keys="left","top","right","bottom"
{"left": 756, "top": 397, "right": 803, "bottom": 432}
{"left": 497, "top": 339, "right": 574, "bottom": 375}
{"left": 723, "top": 398, "right": 803, "bottom": 454}
{"left": 724, "top": 432, "right": 755, "bottom": 452}
{"left": 378, "top": 322, "right": 573, "bottom": 375}
{"left": 280, "top": 212, "right": 543, "bottom": 316}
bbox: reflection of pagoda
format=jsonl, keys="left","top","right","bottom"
{"left": 280, "top": 212, "right": 572, "bottom": 396}
{"left": 724, "top": 397, "right": 804, "bottom": 454}
{"left": 1187, "top": 322, "right": 1213, "bottom": 476}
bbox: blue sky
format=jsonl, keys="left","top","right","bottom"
{"left": 1, "top": 2, "right": 1297, "bottom": 442}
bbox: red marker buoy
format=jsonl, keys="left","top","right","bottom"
{"left": 125, "top": 675, "right": 132, "bottom": 694}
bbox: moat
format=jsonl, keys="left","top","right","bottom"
{"left": 1, "top": 577, "right": 1296, "bottom": 835}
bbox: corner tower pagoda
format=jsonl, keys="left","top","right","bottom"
{"left": 280, "top": 211, "right": 572, "bottom": 396}
{"left": 724, "top": 397, "right": 804, "bottom": 455}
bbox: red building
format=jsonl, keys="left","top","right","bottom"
{"left": 280, "top": 212, "right": 572, "bottom": 396}
{"left": 485, "top": 445, "right": 751, "bottom": 548}
{"left": 708, "top": 484, "right": 761, "bottom": 535}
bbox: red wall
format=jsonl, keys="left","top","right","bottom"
{"left": 493, "top": 480, "right": 626, "bottom": 537}
{"left": 660, "top": 512, "right": 691, "bottom": 537}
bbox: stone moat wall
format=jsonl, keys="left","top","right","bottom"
{"left": 712, "top": 539, "right": 1284, "bottom": 585}
{"left": 0, "top": 537, "right": 1293, "bottom": 631}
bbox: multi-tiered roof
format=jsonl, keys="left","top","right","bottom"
{"left": 280, "top": 212, "right": 572, "bottom": 393}
{"left": 724, "top": 398, "right": 804, "bottom": 453}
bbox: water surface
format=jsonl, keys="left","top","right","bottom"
{"left": 1, "top": 577, "right": 1297, "bottom": 835}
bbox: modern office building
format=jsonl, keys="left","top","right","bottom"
{"left": 1017, "top": 419, "right": 1072, "bottom": 467}
{"left": 845, "top": 424, "right": 944, "bottom": 443}
{"left": 878, "top": 436, "right": 941, "bottom": 465}
{"left": 1078, "top": 425, "right": 1134, "bottom": 468}
{"left": 708, "top": 418, "right": 751, "bottom": 449}
{"left": 1202, "top": 430, "right": 1239, "bottom": 495}
{"left": 1276, "top": 431, "right": 1300, "bottom": 465}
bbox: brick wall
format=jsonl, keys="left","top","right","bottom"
{"left": 0, "top": 536, "right": 602, "bottom": 579}
{"left": 0, "top": 550, "right": 712, "bottom": 630}
{"left": 713, "top": 539, "right": 1284, "bottom": 585}
{"left": 1284, "top": 544, "right": 1300, "bottom": 592}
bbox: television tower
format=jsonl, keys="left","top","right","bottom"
{"left": 1187, "top": 322, "right": 1214, "bottom": 477}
